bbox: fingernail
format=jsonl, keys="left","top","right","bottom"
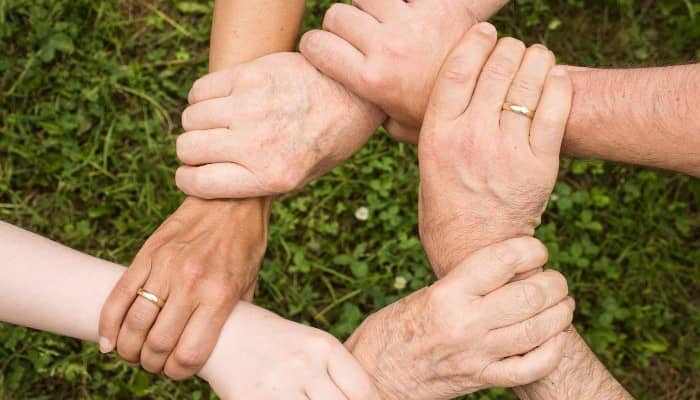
{"left": 551, "top": 66, "right": 567, "bottom": 77}
{"left": 99, "top": 337, "right": 113, "bottom": 354}
{"left": 531, "top": 43, "right": 548, "bottom": 51}
{"left": 479, "top": 22, "right": 496, "bottom": 36}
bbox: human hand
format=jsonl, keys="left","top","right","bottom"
{"left": 417, "top": 24, "right": 573, "bottom": 276}
{"left": 99, "top": 197, "right": 270, "bottom": 379}
{"left": 345, "top": 237, "right": 574, "bottom": 400}
{"left": 300, "top": 0, "right": 508, "bottom": 143}
{"left": 199, "top": 302, "right": 380, "bottom": 400}
{"left": 175, "top": 52, "right": 385, "bottom": 199}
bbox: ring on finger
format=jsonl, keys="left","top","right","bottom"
{"left": 502, "top": 102, "right": 535, "bottom": 119}
{"left": 137, "top": 288, "right": 166, "bottom": 309}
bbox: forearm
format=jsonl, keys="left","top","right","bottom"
{"left": 183, "top": 1, "right": 307, "bottom": 233}
{"left": 564, "top": 64, "right": 700, "bottom": 177}
{"left": 514, "top": 329, "right": 632, "bottom": 400}
{"left": 209, "top": 0, "right": 305, "bottom": 71}
{"left": 0, "top": 221, "right": 248, "bottom": 381}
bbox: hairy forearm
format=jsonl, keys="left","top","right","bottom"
{"left": 514, "top": 329, "right": 632, "bottom": 400}
{"left": 564, "top": 64, "right": 700, "bottom": 177}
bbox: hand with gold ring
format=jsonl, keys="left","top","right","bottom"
{"left": 417, "top": 23, "right": 574, "bottom": 276}
{"left": 98, "top": 197, "right": 269, "bottom": 380}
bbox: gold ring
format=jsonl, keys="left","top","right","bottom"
{"left": 136, "top": 288, "right": 166, "bottom": 309}
{"left": 502, "top": 102, "right": 535, "bottom": 119}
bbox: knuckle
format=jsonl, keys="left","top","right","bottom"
{"left": 180, "top": 259, "right": 207, "bottom": 287}
{"left": 308, "top": 330, "right": 340, "bottom": 354}
{"left": 188, "top": 78, "right": 204, "bottom": 103}
{"left": 512, "top": 76, "right": 540, "bottom": 96}
{"left": 493, "top": 240, "right": 522, "bottom": 267}
{"left": 117, "top": 348, "right": 139, "bottom": 364}
{"left": 499, "top": 37, "right": 526, "bottom": 52}
{"left": 172, "top": 346, "right": 207, "bottom": 370}
{"left": 359, "top": 67, "right": 389, "bottom": 91}
{"left": 441, "top": 56, "right": 476, "bottom": 86}
{"left": 323, "top": 4, "right": 342, "bottom": 28}
{"left": 521, "top": 318, "right": 545, "bottom": 347}
{"left": 146, "top": 334, "right": 178, "bottom": 354}
{"left": 175, "top": 134, "right": 193, "bottom": 164}
{"left": 124, "top": 308, "right": 153, "bottom": 332}
{"left": 519, "top": 238, "right": 549, "bottom": 266}
{"left": 504, "top": 368, "right": 528, "bottom": 386}
{"left": 181, "top": 107, "right": 195, "bottom": 131}
{"left": 426, "top": 283, "right": 451, "bottom": 311}
{"left": 380, "top": 37, "right": 410, "bottom": 59}
{"left": 208, "top": 285, "right": 237, "bottom": 308}
{"left": 517, "top": 282, "right": 545, "bottom": 311}
{"left": 484, "top": 58, "right": 518, "bottom": 81}
{"left": 548, "top": 270, "right": 569, "bottom": 295}
{"left": 272, "top": 167, "right": 304, "bottom": 194}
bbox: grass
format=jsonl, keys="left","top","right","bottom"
{"left": 1, "top": 0, "right": 699, "bottom": 399}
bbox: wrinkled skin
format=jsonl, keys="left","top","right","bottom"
{"left": 175, "top": 52, "right": 385, "bottom": 199}
{"left": 346, "top": 237, "right": 574, "bottom": 400}
{"left": 416, "top": 25, "right": 573, "bottom": 275}
{"left": 301, "top": 0, "right": 509, "bottom": 142}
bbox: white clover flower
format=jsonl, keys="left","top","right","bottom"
{"left": 355, "top": 206, "right": 370, "bottom": 221}
{"left": 393, "top": 276, "right": 408, "bottom": 290}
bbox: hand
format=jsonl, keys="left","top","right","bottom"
{"left": 417, "top": 24, "right": 573, "bottom": 276}
{"left": 99, "top": 197, "right": 270, "bottom": 379}
{"left": 345, "top": 237, "right": 574, "bottom": 400}
{"left": 300, "top": 0, "right": 508, "bottom": 143}
{"left": 175, "top": 52, "right": 385, "bottom": 199}
{"left": 199, "top": 302, "right": 380, "bottom": 400}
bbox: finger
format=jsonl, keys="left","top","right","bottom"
{"left": 300, "top": 30, "right": 365, "bottom": 94}
{"left": 164, "top": 304, "right": 231, "bottom": 380}
{"left": 500, "top": 44, "right": 554, "bottom": 142}
{"left": 328, "top": 346, "right": 381, "bottom": 400}
{"left": 181, "top": 97, "right": 235, "bottom": 131}
{"left": 483, "top": 269, "right": 570, "bottom": 329}
{"left": 384, "top": 119, "right": 419, "bottom": 144}
{"left": 487, "top": 297, "right": 575, "bottom": 358}
{"left": 175, "top": 164, "right": 265, "bottom": 200}
{"left": 481, "top": 330, "right": 568, "bottom": 387}
{"left": 140, "top": 294, "right": 197, "bottom": 374}
{"left": 351, "top": 0, "right": 405, "bottom": 22}
{"left": 188, "top": 68, "right": 239, "bottom": 104}
{"left": 304, "top": 373, "right": 348, "bottom": 400}
{"left": 116, "top": 274, "right": 170, "bottom": 363}
{"left": 98, "top": 254, "right": 151, "bottom": 353}
{"left": 426, "top": 22, "right": 498, "bottom": 121}
{"left": 529, "top": 65, "right": 573, "bottom": 159}
{"left": 323, "top": 3, "right": 380, "bottom": 53}
{"left": 442, "top": 237, "right": 548, "bottom": 296}
{"left": 176, "top": 129, "right": 247, "bottom": 166}
{"left": 470, "top": 37, "right": 526, "bottom": 116}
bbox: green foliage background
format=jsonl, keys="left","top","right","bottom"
{"left": 1, "top": 0, "right": 699, "bottom": 399}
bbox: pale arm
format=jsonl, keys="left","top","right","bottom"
{"left": 564, "top": 65, "right": 700, "bottom": 177}
{"left": 0, "top": 221, "right": 380, "bottom": 399}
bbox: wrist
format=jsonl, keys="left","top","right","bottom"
{"left": 514, "top": 328, "right": 632, "bottom": 400}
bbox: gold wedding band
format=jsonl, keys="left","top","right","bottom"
{"left": 502, "top": 102, "right": 535, "bottom": 119}
{"left": 136, "top": 288, "right": 166, "bottom": 309}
